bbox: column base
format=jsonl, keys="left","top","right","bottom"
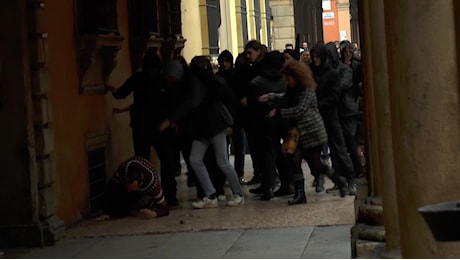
{"left": 0, "top": 216, "right": 65, "bottom": 248}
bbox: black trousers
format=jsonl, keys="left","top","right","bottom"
{"left": 341, "top": 117, "right": 363, "bottom": 177}
{"left": 324, "top": 120, "right": 356, "bottom": 181}
{"left": 252, "top": 118, "right": 280, "bottom": 192}
{"left": 132, "top": 127, "right": 177, "bottom": 201}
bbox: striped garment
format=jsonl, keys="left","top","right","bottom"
{"left": 279, "top": 88, "right": 327, "bottom": 150}
{"left": 105, "top": 156, "right": 169, "bottom": 217}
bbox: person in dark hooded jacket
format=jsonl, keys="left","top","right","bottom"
{"left": 338, "top": 42, "right": 365, "bottom": 178}
{"left": 324, "top": 42, "right": 358, "bottom": 195}
{"left": 106, "top": 49, "right": 178, "bottom": 206}
{"left": 217, "top": 50, "right": 249, "bottom": 185}
{"left": 159, "top": 56, "right": 245, "bottom": 209}
{"left": 246, "top": 51, "right": 288, "bottom": 200}
{"left": 310, "top": 43, "right": 352, "bottom": 197}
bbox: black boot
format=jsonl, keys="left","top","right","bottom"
{"left": 348, "top": 178, "right": 357, "bottom": 195}
{"left": 326, "top": 168, "right": 348, "bottom": 198}
{"left": 288, "top": 180, "right": 307, "bottom": 205}
{"left": 274, "top": 184, "right": 295, "bottom": 196}
{"left": 249, "top": 185, "right": 265, "bottom": 194}
{"left": 315, "top": 174, "right": 325, "bottom": 193}
{"left": 260, "top": 189, "right": 274, "bottom": 200}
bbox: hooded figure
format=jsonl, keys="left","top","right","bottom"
{"left": 247, "top": 51, "right": 288, "bottom": 200}
{"left": 309, "top": 43, "right": 342, "bottom": 123}
{"left": 309, "top": 42, "right": 354, "bottom": 197}
{"left": 248, "top": 50, "right": 287, "bottom": 118}
{"left": 324, "top": 42, "right": 358, "bottom": 119}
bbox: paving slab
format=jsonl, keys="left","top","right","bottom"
{"left": 302, "top": 225, "right": 352, "bottom": 259}
{"left": 223, "top": 227, "right": 314, "bottom": 259}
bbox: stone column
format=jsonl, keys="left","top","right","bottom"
{"left": 367, "top": 0, "right": 401, "bottom": 258}
{"left": 0, "top": 0, "right": 64, "bottom": 247}
{"left": 351, "top": 0, "right": 386, "bottom": 257}
{"left": 246, "top": 0, "right": 256, "bottom": 40}
{"left": 384, "top": 0, "right": 460, "bottom": 257}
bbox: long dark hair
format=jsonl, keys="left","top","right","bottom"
{"left": 189, "top": 55, "right": 219, "bottom": 95}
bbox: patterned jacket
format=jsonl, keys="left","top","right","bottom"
{"left": 103, "top": 156, "right": 169, "bottom": 217}
{"left": 279, "top": 88, "right": 327, "bottom": 149}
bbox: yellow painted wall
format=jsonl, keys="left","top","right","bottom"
{"left": 182, "top": 0, "right": 204, "bottom": 63}
{"left": 182, "top": 0, "right": 272, "bottom": 60}
{"left": 46, "top": 0, "right": 133, "bottom": 224}
{"left": 219, "top": 0, "right": 239, "bottom": 58}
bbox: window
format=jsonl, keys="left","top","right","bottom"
{"left": 74, "top": 0, "right": 124, "bottom": 95}
{"left": 85, "top": 130, "right": 110, "bottom": 215}
{"left": 76, "top": 0, "right": 119, "bottom": 35}
{"left": 206, "top": 0, "right": 221, "bottom": 56}
{"left": 128, "top": 0, "right": 159, "bottom": 37}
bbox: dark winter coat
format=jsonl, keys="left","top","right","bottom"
{"left": 310, "top": 43, "right": 342, "bottom": 125}
{"left": 171, "top": 71, "right": 236, "bottom": 140}
{"left": 111, "top": 72, "right": 170, "bottom": 136}
{"left": 325, "top": 42, "right": 359, "bottom": 119}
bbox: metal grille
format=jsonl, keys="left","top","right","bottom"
{"left": 240, "top": 0, "right": 249, "bottom": 45}
{"left": 87, "top": 147, "right": 107, "bottom": 214}
{"left": 206, "top": 0, "right": 220, "bottom": 56}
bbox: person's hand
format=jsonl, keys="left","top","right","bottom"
{"left": 139, "top": 208, "right": 157, "bottom": 219}
{"left": 170, "top": 122, "right": 179, "bottom": 134}
{"left": 267, "top": 109, "right": 276, "bottom": 118}
{"left": 93, "top": 214, "right": 111, "bottom": 221}
{"left": 225, "top": 127, "right": 233, "bottom": 136}
{"left": 105, "top": 84, "right": 117, "bottom": 93}
{"left": 112, "top": 108, "right": 121, "bottom": 114}
{"left": 258, "top": 94, "right": 269, "bottom": 103}
{"left": 240, "top": 97, "right": 248, "bottom": 107}
{"left": 159, "top": 120, "right": 171, "bottom": 132}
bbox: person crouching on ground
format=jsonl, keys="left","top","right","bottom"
{"left": 94, "top": 156, "right": 169, "bottom": 221}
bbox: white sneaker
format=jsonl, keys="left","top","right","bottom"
{"left": 227, "top": 194, "right": 245, "bottom": 207}
{"left": 192, "top": 197, "right": 218, "bottom": 209}
{"left": 217, "top": 195, "right": 227, "bottom": 202}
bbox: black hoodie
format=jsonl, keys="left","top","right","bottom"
{"left": 325, "top": 42, "right": 358, "bottom": 118}
{"left": 247, "top": 51, "right": 287, "bottom": 119}
{"left": 310, "top": 43, "right": 342, "bottom": 123}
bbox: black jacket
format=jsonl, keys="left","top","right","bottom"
{"left": 310, "top": 43, "right": 342, "bottom": 124}
{"left": 112, "top": 72, "right": 169, "bottom": 135}
{"left": 172, "top": 71, "right": 236, "bottom": 140}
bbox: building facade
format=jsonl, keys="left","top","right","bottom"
{"left": 181, "top": 0, "right": 272, "bottom": 63}
{"left": 0, "top": 0, "right": 185, "bottom": 247}
{"left": 3, "top": 0, "right": 460, "bottom": 258}
{"left": 0, "top": 0, "right": 273, "bottom": 247}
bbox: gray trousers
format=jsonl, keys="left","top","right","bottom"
{"left": 190, "top": 131, "right": 243, "bottom": 197}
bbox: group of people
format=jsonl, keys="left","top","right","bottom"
{"left": 94, "top": 37, "right": 365, "bottom": 221}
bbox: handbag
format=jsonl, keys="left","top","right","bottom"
{"left": 281, "top": 127, "right": 299, "bottom": 154}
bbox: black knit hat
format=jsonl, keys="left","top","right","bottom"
{"left": 261, "top": 51, "right": 284, "bottom": 70}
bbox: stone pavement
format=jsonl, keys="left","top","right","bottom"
{"left": 5, "top": 225, "right": 352, "bottom": 258}
{"left": 2, "top": 155, "right": 355, "bottom": 258}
